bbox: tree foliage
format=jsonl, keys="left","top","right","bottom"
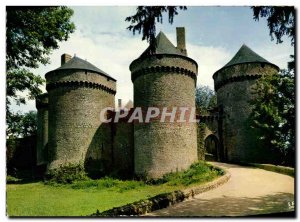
{"left": 6, "top": 6, "right": 75, "bottom": 70}
{"left": 251, "top": 6, "right": 295, "bottom": 166}
{"left": 195, "top": 85, "right": 217, "bottom": 114}
{"left": 6, "top": 6, "right": 75, "bottom": 138}
{"left": 7, "top": 111, "right": 38, "bottom": 138}
{"left": 252, "top": 6, "right": 295, "bottom": 46}
{"left": 6, "top": 6, "right": 75, "bottom": 106}
{"left": 125, "top": 6, "right": 187, "bottom": 53}
{"left": 250, "top": 70, "right": 295, "bottom": 166}
{"left": 6, "top": 69, "right": 44, "bottom": 109}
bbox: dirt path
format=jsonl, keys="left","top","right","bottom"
{"left": 147, "top": 162, "right": 294, "bottom": 217}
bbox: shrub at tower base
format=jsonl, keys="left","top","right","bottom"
{"left": 42, "top": 161, "right": 223, "bottom": 186}
{"left": 44, "top": 163, "right": 88, "bottom": 184}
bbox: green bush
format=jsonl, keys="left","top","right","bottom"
{"left": 70, "top": 176, "right": 145, "bottom": 192}
{"left": 44, "top": 163, "right": 88, "bottom": 184}
{"left": 45, "top": 161, "right": 223, "bottom": 191}
{"left": 148, "top": 161, "right": 224, "bottom": 186}
{"left": 97, "top": 177, "right": 119, "bottom": 188}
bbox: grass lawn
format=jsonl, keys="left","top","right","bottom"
{"left": 7, "top": 161, "right": 223, "bottom": 216}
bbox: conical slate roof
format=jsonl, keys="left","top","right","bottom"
{"left": 139, "top": 31, "right": 184, "bottom": 57}
{"left": 221, "top": 44, "right": 277, "bottom": 70}
{"left": 47, "top": 56, "right": 116, "bottom": 81}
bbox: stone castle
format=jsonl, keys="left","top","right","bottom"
{"left": 36, "top": 27, "right": 279, "bottom": 179}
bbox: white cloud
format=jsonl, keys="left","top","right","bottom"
{"left": 53, "top": 31, "right": 148, "bottom": 107}
{"left": 188, "top": 44, "right": 231, "bottom": 89}
{"left": 161, "top": 31, "right": 231, "bottom": 89}
{"left": 10, "top": 7, "right": 293, "bottom": 113}
{"left": 255, "top": 42, "right": 294, "bottom": 69}
{"left": 11, "top": 29, "right": 148, "bottom": 113}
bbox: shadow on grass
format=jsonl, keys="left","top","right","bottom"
{"left": 7, "top": 178, "right": 43, "bottom": 185}
{"left": 7, "top": 166, "right": 46, "bottom": 185}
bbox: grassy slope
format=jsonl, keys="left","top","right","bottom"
{"left": 7, "top": 161, "right": 223, "bottom": 216}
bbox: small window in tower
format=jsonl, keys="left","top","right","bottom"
{"left": 227, "top": 92, "right": 230, "bottom": 97}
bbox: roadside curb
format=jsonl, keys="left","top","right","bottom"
{"left": 238, "top": 162, "right": 294, "bottom": 177}
{"left": 182, "top": 166, "right": 231, "bottom": 199}
{"left": 90, "top": 165, "right": 231, "bottom": 217}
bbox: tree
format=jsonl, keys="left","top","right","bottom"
{"left": 250, "top": 6, "right": 295, "bottom": 166}
{"left": 252, "top": 6, "right": 295, "bottom": 46}
{"left": 250, "top": 70, "right": 294, "bottom": 166}
{"left": 6, "top": 69, "right": 44, "bottom": 112}
{"left": 195, "top": 85, "right": 217, "bottom": 114}
{"left": 125, "top": 6, "right": 186, "bottom": 53}
{"left": 6, "top": 6, "right": 75, "bottom": 70}
{"left": 252, "top": 7, "right": 295, "bottom": 71}
{"left": 6, "top": 6, "right": 75, "bottom": 137}
{"left": 7, "top": 111, "right": 38, "bottom": 138}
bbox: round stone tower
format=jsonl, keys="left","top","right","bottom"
{"left": 213, "top": 44, "right": 279, "bottom": 163}
{"left": 45, "top": 54, "right": 116, "bottom": 172}
{"left": 130, "top": 28, "right": 198, "bottom": 178}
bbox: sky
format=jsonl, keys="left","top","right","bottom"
{"left": 12, "top": 6, "right": 294, "bottom": 113}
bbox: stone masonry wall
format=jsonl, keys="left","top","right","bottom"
{"left": 36, "top": 93, "right": 49, "bottom": 166}
{"left": 112, "top": 121, "right": 134, "bottom": 177}
{"left": 214, "top": 63, "right": 278, "bottom": 163}
{"left": 131, "top": 55, "right": 198, "bottom": 179}
{"left": 46, "top": 70, "right": 116, "bottom": 174}
{"left": 198, "top": 116, "right": 220, "bottom": 161}
{"left": 36, "top": 109, "right": 48, "bottom": 165}
{"left": 46, "top": 69, "right": 116, "bottom": 90}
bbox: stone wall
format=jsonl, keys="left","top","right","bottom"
{"left": 197, "top": 122, "right": 206, "bottom": 161}
{"left": 36, "top": 93, "right": 49, "bottom": 166}
{"left": 46, "top": 69, "right": 116, "bottom": 90}
{"left": 46, "top": 70, "right": 116, "bottom": 175}
{"left": 112, "top": 121, "right": 134, "bottom": 178}
{"left": 131, "top": 55, "right": 198, "bottom": 179}
{"left": 214, "top": 63, "right": 278, "bottom": 163}
{"left": 198, "top": 114, "right": 220, "bottom": 161}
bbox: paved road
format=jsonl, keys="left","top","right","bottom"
{"left": 147, "top": 162, "right": 294, "bottom": 217}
